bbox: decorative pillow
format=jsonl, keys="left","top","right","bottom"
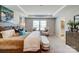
{"left": 19, "top": 30, "right": 26, "bottom": 35}
{"left": 1, "top": 29, "right": 15, "bottom": 38}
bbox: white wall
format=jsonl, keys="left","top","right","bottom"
{"left": 13, "top": 11, "right": 25, "bottom": 25}
{"left": 55, "top": 17, "right": 61, "bottom": 37}
{"left": 55, "top": 17, "right": 66, "bottom": 41}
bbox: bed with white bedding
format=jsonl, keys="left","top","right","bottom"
{"left": 23, "top": 31, "right": 41, "bottom": 52}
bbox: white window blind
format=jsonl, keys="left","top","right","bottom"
{"left": 33, "top": 20, "right": 47, "bottom": 31}
{"left": 40, "top": 20, "right": 47, "bottom": 30}
{"left": 33, "top": 20, "right": 39, "bottom": 30}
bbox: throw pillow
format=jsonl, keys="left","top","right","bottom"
{"left": 1, "top": 29, "right": 15, "bottom": 38}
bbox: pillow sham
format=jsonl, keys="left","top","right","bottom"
{"left": 1, "top": 29, "right": 15, "bottom": 38}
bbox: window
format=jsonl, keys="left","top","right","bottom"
{"left": 33, "top": 20, "right": 47, "bottom": 31}
{"left": 33, "top": 20, "right": 39, "bottom": 30}
{"left": 40, "top": 20, "right": 47, "bottom": 30}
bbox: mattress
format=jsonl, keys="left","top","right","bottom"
{"left": 23, "top": 31, "right": 41, "bottom": 52}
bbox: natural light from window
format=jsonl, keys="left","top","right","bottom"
{"left": 33, "top": 20, "right": 47, "bottom": 31}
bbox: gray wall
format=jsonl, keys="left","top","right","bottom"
{"left": 25, "top": 18, "right": 56, "bottom": 35}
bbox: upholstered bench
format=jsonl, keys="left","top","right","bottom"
{"left": 41, "top": 36, "right": 50, "bottom": 50}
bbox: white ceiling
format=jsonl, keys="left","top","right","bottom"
{"left": 4, "top": 5, "right": 23, "bottom": 13}
{"left": 54, "top": 5, "right": 79, "bottom": 17}
{"left": 20, "top": 5, "right": 62, "bottom": 15}
{"left": 3, "top": 5, "right": 79, "bottom": 17}
{"left": 4, "top": 5, "right": 63, "bottom": 15}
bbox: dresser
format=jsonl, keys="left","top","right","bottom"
{"left": 66, "top": 31, "right": 79, "bottom": 51}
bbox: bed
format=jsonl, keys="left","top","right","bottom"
{"left": 23, "top": 31, "right": 41, "bottom": 52}
{"left": 0, "top": 30, "right": 41, "bottom": 52}
{"left": 0, "top": 37, "right": 23, "bottom": 53}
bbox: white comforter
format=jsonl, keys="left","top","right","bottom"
{"left": 23, "top": 31, "right": 41, "bottom": 52}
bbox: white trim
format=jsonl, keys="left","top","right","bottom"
{"left": 53, "top": 5, "right": 67, "bottom": 16}
{"left": 17, "top": 5, "right": 27, "bottom": 15}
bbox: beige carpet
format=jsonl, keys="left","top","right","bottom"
{"left": 42, "top": 36, "right": 77, "bottom": 53}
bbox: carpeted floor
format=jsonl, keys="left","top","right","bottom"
{"left": 41, "top": 36, "right": 77, "bottom": 53}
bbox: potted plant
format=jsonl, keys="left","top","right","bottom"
{"left": 74, "top": 21, "right": 79, "bottom": 32}
{"left": 67, "top": 20, "right": 79, "bottom": 32}
{"left": 67, "top": 20, "right": 74, "bottom": 32}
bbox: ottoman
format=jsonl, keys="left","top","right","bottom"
{"left": 41, "top": 36, "right": 50, "bottom": 50}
